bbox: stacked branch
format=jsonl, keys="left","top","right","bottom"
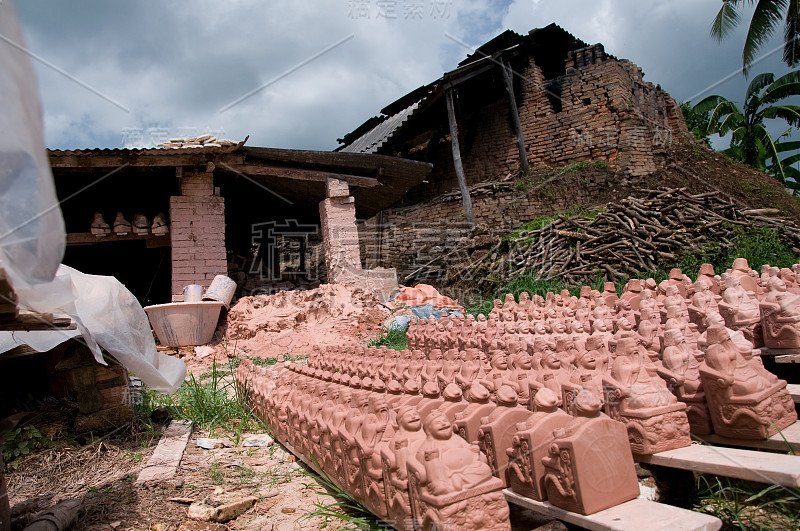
{"left": 464, "top": 187, "right": 800, "bottom": 287}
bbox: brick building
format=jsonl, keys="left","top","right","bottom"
{"left": 337, "top": 24, "right": 691, "bottom": 280}
{"left": 48, "top": 144, "right": 430, "bottom": 303}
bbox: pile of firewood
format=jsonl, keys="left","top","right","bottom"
{"left": 467, "top": 187, "right": 800, "bottom": 287}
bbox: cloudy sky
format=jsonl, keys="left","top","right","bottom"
{"left": 10, "top": 0, "right": 792, "bottom": 151}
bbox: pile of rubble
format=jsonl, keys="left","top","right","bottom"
{"left": 212, "top": 284, "right": 390, "bottom": 360}
{"left": 156, "top": 134, "right": 239, "bottom": 149}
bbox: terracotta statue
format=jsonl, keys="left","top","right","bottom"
{"left": 542, "top": 391, "right": 640, "bottom": 515}
{"left": 660, "top": 329, "right": 712, "bottom": 435}
{"left": 476, "top": 385, "right": 534, "bottom": 487}
{"left": 381, "top": 406, "right": 427, "bottom": 531}
{"left": 406, "top": 409, "right": 510, "bottom": 531}
{"left": 719, "top": 274, "right": 764, "bottom": 347}
{"left": 505, "top": 388, "right": 573, "bottom": 500}
{"left": 602, "top": 334, "right": 692, "bottom": 454}
{"left": 761, "top": 277, "right": 800, "bottom": 348}
{"left": 700, "top": 324, "right": 796, "bottom": 439}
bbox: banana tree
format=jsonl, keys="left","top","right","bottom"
{"left": 694, "top": 70, "right": 800, "bottom": 187}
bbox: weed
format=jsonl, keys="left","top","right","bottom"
{"left": 138, "top": 358, "right": 266, "bottom": 436}
{"left": 208, "top": 461, "right": 224, "bottom": 484}
{"left": 1, "top": 425, "right": 52, "bottom": 469}
{"left": 593, "top": 159, "right": 609, "bottom": 170}
{"left": 695, "top": 476, "right": 800, "bottom": 530}
{"left": 366, "top": 327, "right": 408, "bottom": 351}
{"left": 300, "top": 456, "right": 384, "bottom": 530}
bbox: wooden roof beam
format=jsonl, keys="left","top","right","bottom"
{"left": 225, "top": 163, "right": 380, "bottom": 188}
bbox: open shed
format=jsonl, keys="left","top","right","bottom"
{"left": 48, "top": 142, "right": 432, "bottom": 304}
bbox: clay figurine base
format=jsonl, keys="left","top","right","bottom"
{"left": 636, "top": 445, "right": 800, "bottom": 488}
{"left": 503, "top": 489, "right": 721, "bottom": 531}
{"left": 702, "top": 419, "right": 800, "bottom": 453}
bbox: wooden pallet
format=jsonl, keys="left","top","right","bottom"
{"left": 503, "top": 489, "right": 721, "bottom": 531}
{"left": 699, "top": 420, "right": 800, "bottom": 453}
{"left": 636, "top": 444, "right": 800, "bottom": 488}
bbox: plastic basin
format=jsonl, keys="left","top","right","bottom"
{"left": 143, "top": 301, "right": 224, "bottom": 347}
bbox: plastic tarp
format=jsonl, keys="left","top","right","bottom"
{"left": 0, "top": 0, "right": 65, "bottom": 288}
{"left": 0, "top": 266, "right": 186, "bottom": 393}
{"left": 0, "top": 1, "right": 185, "bottom": 393}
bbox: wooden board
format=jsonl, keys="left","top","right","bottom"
{"left": 701, "top": 421, "right": 800, "bottom": 452}
{"left": 0, "top": 313, "right": 76, "bottom": 331}
{"left": 66, "top": 232, "right": 170, "bottom": 248}
{"left": 135, "top": 420, "right": 192, "bottom": 484}
{"left": 776, "top": 354, "right": 800, "bottom": 364}
{"left": 503, "top": 489, "right": 721, "bottom": 531}
{"left": 758, "top": 347, "right": 800, "bottom": 357}
{"left": 637, "top": 444, "right": 800, "bottom": 487}
{"left": 788, "top": 384, "right": 800, "bottom": 404}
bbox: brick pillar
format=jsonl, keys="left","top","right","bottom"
{"left": 319, "top": 178, "right": 363, "bottom": 284}
{"left": 169, "top": 171, "right": 227, "bottom": 301}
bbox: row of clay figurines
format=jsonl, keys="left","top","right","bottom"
{"left": 237, "top": 358, "right": 640, "bottom": 529}
{"left": 311, "top": 317, "right": 796, "bottom": 445}
{"left": 407, "top": 259, "right": 800, "bottom": 351}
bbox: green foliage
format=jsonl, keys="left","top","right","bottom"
{"left": 695, "top": 476, "right": 800, "bottom": 530}
{"left": 138, "top": 358, "right": 265, "bottom": 436}
{"left": 693, "top": 71, "right": 800, "bottom": 188}
{"left": 674, "top": 226, "right": 797, "bottom": 279}
{"left": 300, "top": 456, "right": 384, "bottom": 530}
{"left": 710, "top": 0, "right": 800, "bottom": 74}
{"left": 249, "top": 354, "right": 308, "bottom": 368}
{"left": 681, "top": 101, "right": 712, "bottom": 147}
{"left": 366, "top": 327, "right": 408, "bottom": 351}
{"left": 1, "top": 425, "right": 51, "bottom": 469}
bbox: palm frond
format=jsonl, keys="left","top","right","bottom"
{"left": 711, "top": 0, "right": 744, "bottom": 41}
{"left": 785, "top": 0, "right": 800, "bottom": 65}
{"left": 763, "top": 104, "right": 800, "bottom": 126}
{"left": 747, "top": 72, "right": 776, "bottom": 101}
{"left": 755, "top": 122, "right": 787, "bottom": 181}
{"left": 743, "top": 0, "right": 790, "bottom": 73}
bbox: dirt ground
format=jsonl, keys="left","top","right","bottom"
{"left": 6, "top": 423, "right": 352, "bottom": 531}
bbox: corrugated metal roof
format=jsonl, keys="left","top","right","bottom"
{"left": 339, "top": 99, "right": 422, "bottom": 154}
{"left": 48, "top": 145, "right": 239, "bottom": 157}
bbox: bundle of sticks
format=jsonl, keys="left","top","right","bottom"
{"left": 466, "top": 187, "right": 800, "bottom": 287}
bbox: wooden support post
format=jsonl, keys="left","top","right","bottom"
{"left": 445, "top": 88, "right": 476, "bottom": 226}
{"left": 0, "top": 454, "right": 9, "bottom": 531}
{"left": 501, "top": 59, "right": 530, "bottom": 175}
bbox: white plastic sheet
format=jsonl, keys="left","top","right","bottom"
{"left": 0, "top": 1, "right": 186, "bottom": 394}
{"left": 2, "top": 266, "right": 186, "bottom": 393}
{"left": 0, "top": 0, "right": 65, "bottom": 288}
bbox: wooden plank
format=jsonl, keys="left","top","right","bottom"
{"left": 637, "top": 444, "right": 800, "bottom": 488}
{"left": 757, "top": 347, "right": 800, "bottom": 357}
{"left": 445, "top": 88, "right": 475, "bottom": 225}
{"left": 66, "top": 232, "right": 170, "bottom": 247}
{"left": 135, "top": 420, "right": 193, "bottom": 484}
{"left": 776, "top": 354, "right": 800, "bottom": 364}
{"left": 0, "top": 454, "right": 9, "bottom": 531}
{"left": 500, "top": 59, "right": 529, "bottom": 174}
{"left": 503, "top": 489, "right": 721, "bottom": 531}
{"left": 702, "top": 420, "right": 800, "bottom": 452}
{"left": 0, "top": 313, "right": 76, "bottom": 331}
{"left": 49, "top": 152, "right": 244, "bottom": 168}
{"left": 227, "top": 163, "right": 379, "bottom": 188}
{"left": 788, "top": 383, "right": 800, "bottom": 403}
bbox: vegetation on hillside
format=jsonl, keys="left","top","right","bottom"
{"left": 693, "top": 70, "right": 800, "bottom": 188}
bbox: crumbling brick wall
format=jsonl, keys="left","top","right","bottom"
{"left": 362, "top": 45, "right": 688, "bottom": 279}
{"left": 169, "top": 171, "right": 227, "bottom": 300}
